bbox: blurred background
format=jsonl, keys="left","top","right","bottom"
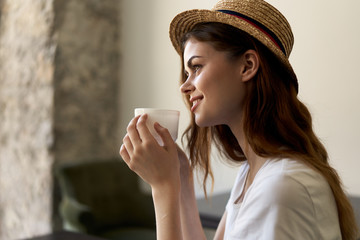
{"left": 0, "top": 0, "right": 359, "bottom": 239}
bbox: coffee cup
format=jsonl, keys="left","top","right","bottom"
{"left": 134, "top": 108, "right": 180, "bottom": 145}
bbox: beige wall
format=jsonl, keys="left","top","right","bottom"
{"left": 119, "top": 0, "right": 360, "bottom": 197}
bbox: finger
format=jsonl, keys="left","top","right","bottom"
{"left": 127, "top": 115, "right": 142, "bottom": 145}
{"left": 136, "top": 114, "right": 156, "bottom": 142}
{"left": 154, "top": 122, "right": 174, "bottom": 147}
{"left": 123, "top": 135, "right": 134, "bottom": 157}
{"left": 119, "top": 144, "right": 131, "bottom": 164}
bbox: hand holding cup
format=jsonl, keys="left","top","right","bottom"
{"left": 134, "top": 108, "right": 180, "bottom": 146}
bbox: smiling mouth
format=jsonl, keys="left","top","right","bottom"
{"left": 190, "top": 96, "right": 203, "bottom": 112}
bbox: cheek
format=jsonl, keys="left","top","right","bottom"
{"left": 194, "top": 72, "right": 215, "bottom": 94}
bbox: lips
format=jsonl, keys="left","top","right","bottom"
{"left": 190, "top": 95, "right": 203, "bottom": 112}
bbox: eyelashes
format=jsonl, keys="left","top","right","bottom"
{"left": 184, "top": 64, "right": 202, "bottom": 78}
{"left": 193, "top": 65, "right": 201, "bottom": 73}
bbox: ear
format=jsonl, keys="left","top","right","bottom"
{"left": 240, "top": 49, "right": 259, "bottom": 82}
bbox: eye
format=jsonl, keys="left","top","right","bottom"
{"left": 193, "top": 65, "right": 202, "bottom": 73}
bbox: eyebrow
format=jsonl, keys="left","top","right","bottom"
{"left": 186, "top": 56, "right": 203, "bottom": 69}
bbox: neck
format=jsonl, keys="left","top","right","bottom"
{"left": 229, "top": 121, "right": 267, "bottom": 181}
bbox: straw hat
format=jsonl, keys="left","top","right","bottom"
{"left": 169, "top": 0, "right": 298, "bottom": 90}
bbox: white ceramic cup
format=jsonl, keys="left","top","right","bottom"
{"left": 134, "top": 108, "right": 180, "bottom": 145}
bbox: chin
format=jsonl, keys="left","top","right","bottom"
{"left": 194, "top": 115, "right": 206, "bottom": 127}
{"left": 194, "top": 114, "right": 218, "bottom": 128}
{"left": 195, "top": 121, "right": 209, "bottom": 128}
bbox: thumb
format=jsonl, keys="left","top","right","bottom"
{"left": 154, "top": 122, "right": 174, "bottom": 147}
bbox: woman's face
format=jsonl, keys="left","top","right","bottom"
{"left": 181, "top": 38, "right": 248, "bottom": 128}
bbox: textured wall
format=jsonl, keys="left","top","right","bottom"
{"left": 0, "top": 0, "right": 56, "bottom": 239}
{"left": 51, "top": 0, "right": 120, "bottom": 230}
{"left": 53, "top": 0, "right": 120, "bottom": 164}
{"left": 0, "top": 0, "right": 120, "bottom": 238}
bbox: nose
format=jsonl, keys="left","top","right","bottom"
{"left": 180, "top": 78, "right": 195, "bottom": 95}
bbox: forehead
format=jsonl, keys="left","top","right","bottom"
{"left": 183, "top": 38, "right": 215, "bottom": 62}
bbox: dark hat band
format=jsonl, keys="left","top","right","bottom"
{"left": 217, "top": 9, "right": 286, "bottom": 56}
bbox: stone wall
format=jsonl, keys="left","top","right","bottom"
{"left": 0, "top": 0, "right": 56, "bottom": 239}
{"left": 51, "top": 0, "right": 121, "bottom": 230}
{"left": 0, "top": 0, "right": 120, "bottom": 239}
{"left": 53, "top": 0, "right": 120, "bottom": 164}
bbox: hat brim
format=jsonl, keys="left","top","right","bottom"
{"left": 169, "top": 9, "right": 298, "bottom": 89}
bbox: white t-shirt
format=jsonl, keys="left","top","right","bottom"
{"left": 224, "top": 158, "right": 341, "bottom": 240}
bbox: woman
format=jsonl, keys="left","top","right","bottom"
{"left": 120, "top": 0, "right": 358, "bottom": 239}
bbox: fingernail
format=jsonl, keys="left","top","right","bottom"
{"left": 154, "top": 122, "right": 162, "bottom": 128}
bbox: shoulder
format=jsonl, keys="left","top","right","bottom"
{"left": 227, "top": 159, "right": 340, "bottom": 239}
{"left": 250, "top": 158, "right": 331, "bottom": 211}
{"left": 255, "top": 158, "right": 329, "bottom": 192}
{"left": 250, "top": 158, "right": 338, "bottom": 223}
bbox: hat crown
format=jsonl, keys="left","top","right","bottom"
{"left": 169, "top": 0, "right": 298, "bottom": 90}
{"left": 212, "top": 0, "right": 294, "bottom": 58}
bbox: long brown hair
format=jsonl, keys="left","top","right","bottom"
{"left": 180, "top": 22, "right": 358, "bottom": 239}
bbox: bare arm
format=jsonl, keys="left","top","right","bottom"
{"left": 177, "top": 146, "right": 207, "bottom": 240}
{"left": 152, "top": 183, "right": 182, "bottom": 240}
{"left": 213, "top": 211, "right": 227, "bottom": 240}
{"left": 120, "top": 115, "right": 183, "bottom": 240}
